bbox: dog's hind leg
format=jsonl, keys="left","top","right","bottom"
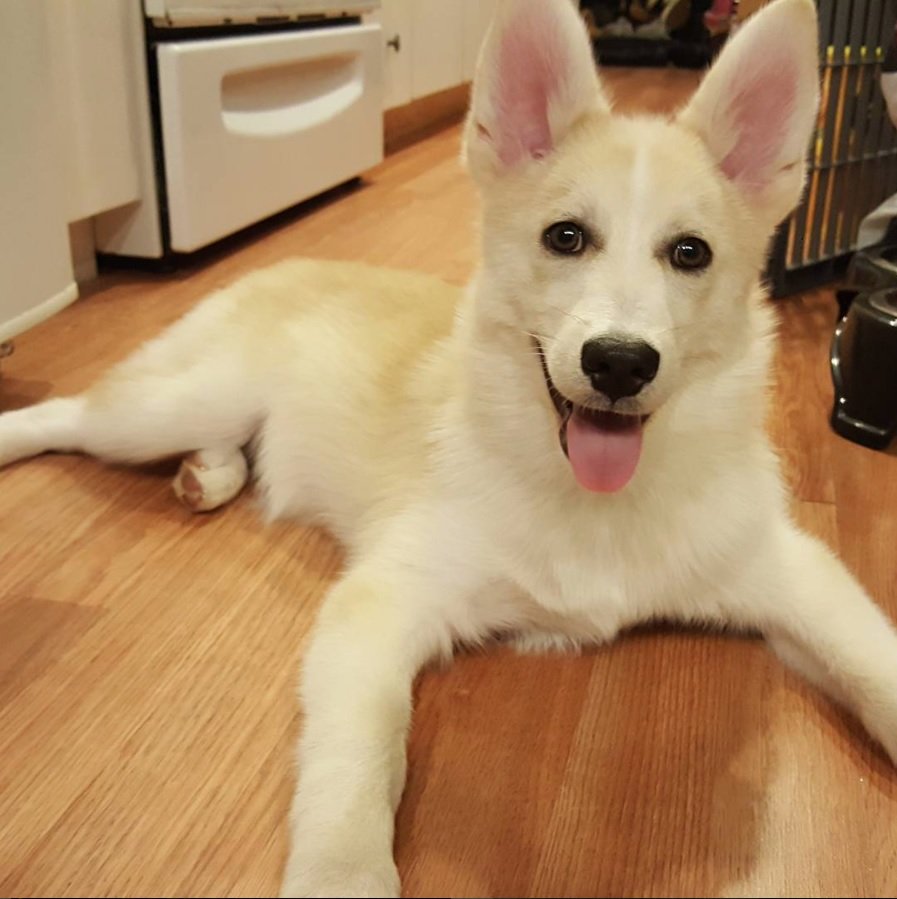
{"left": 0, "top": 296, "right": 262, "bottom": 510}
{"left": 0, "top": 396, "right": 88, "bottom": 468}
{"left": 0, "top": 362, "right": 258, "bottom": 466}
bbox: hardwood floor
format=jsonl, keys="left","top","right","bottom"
{"left": 1, "top": 69, "right": 896, "bottom": 898}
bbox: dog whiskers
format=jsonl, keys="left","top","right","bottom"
{"left": 522, "top": 330, "right": 557, "bottom": 346}
{"left": 544, "top": 303, "right": 588, "bottom": 327}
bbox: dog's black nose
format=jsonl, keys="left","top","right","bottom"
{"left": 580, "top": 338, "right": 660, "bottom": 402}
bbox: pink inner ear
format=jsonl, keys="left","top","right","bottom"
{"left": 720, "top": 58, "right": 798, "bottom": 190}
{"left": 491, "top": 13, "right": 568, "bottom": 167}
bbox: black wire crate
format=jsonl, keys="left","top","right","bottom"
{"left": 767, "top": 0, "right": 897, "bottom": 297}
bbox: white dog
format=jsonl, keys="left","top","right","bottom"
{"left": 2, "top": 0, "right": 896, "bottom": 896}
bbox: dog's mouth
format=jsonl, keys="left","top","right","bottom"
{"left": 534, "top": 340, "right": 648, "bottom": 493}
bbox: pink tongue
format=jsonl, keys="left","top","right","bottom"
{"left": 565, "top": 410, "right": 643, "bottom": 493}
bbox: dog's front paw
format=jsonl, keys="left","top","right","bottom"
{"left": 280, "top": 856, "right": 401, "bottom": 899}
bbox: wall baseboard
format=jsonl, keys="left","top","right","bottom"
{"left": 384, "top": 83, "right": 471, "bottom": 156}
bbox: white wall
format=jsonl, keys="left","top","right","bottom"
{"left": 0, "top": 0, "right": 77, "bottom": 343}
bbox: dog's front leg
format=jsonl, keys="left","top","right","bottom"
{"left": 745, "top": 520, "right": 897, "bottom": 766}
{"left": 280, "top": 558, "right": 456, "bottom": 899}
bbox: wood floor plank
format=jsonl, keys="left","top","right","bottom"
{"left": 530, "top": 631, "right": 773, "bottom": 898}
{"left": 0, "top": 598, "right": 103, "bottom": 709}
{"left": 399, "top": 649, "right": 594, "bottom": 898}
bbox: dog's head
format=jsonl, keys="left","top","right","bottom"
{"left": 462, "top": 0, "right": 819, "bottom": 493}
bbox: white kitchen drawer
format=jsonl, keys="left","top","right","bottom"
{"left": 156, "top": 22, "right": 383, "bottom": 252}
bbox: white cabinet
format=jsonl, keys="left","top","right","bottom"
{"left": 375, "top": 0, "right": 496, "bottom": 110}
{"left": 371, "top": 0, "right": 413, "bottom": 109}
{"left": 45, "top": 0, "right": 141, "bottom": 223}
{"left": 410, "top": 0, "right": 465, "bottom": 99}
{"left": 1, "top": 0, "right": 145, "bottom": 343}
{"left": 0, "top": 0, "right": 77, "bottom": 344}
{"left": 462, "top": 0, "right": 496, "bottom": 80}
{"left": 156, "top": 23, "right": 384, "bottom": 253}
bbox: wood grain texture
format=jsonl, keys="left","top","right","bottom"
{"left": 1, "top": 69, "right": 896, "bottom": 897}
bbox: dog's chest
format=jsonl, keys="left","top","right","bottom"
{"left": 486, "top": 485, "right": 749, "bottom": 631}
{"left": 504, "top": 523, "right": 672, "bottom": 625}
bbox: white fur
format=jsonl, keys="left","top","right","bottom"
{"left": 2, "top": 2, "right": 896, "bottom": 898}
{"left": 463, "top": 0, "right": 608, "bottom": 179}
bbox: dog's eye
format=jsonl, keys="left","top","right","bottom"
{"left": 543, "top": 221, "right": 587, "bottom": 256}
{"left": 670, "top": 236, "right": 712, "bottom": 271}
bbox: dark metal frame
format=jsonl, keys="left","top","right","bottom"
{"left": 767, "top": 0, "right": 897, "bottom": 297}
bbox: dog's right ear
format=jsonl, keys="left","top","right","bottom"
{"left": 462, "top": 0, "right": 609, "bottom": 185}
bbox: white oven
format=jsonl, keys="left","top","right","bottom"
{"left": 95, "top": 1, "right": 383, "bottom": 262}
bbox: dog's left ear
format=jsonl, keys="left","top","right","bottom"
{"left": 677, "top": 0, "right": 820, "bottom": 225}
{"left": 463, "top": 0, "right": 609, "bottom": 184}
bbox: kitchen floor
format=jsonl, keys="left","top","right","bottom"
{"left": 1, "top": 69, "right": 896, "bottom": 898}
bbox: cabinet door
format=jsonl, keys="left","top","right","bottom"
{"left": 372, "top": 0, "right": 413, "bottom": 110}
{"left": 410, "top": 0, "right": 464, "bottom": 99}
{"left": 462, "top": 0, "right": 497, "bottom": 81}
{"left": 45, "top": 0, "right": 140, "bottom": 222}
